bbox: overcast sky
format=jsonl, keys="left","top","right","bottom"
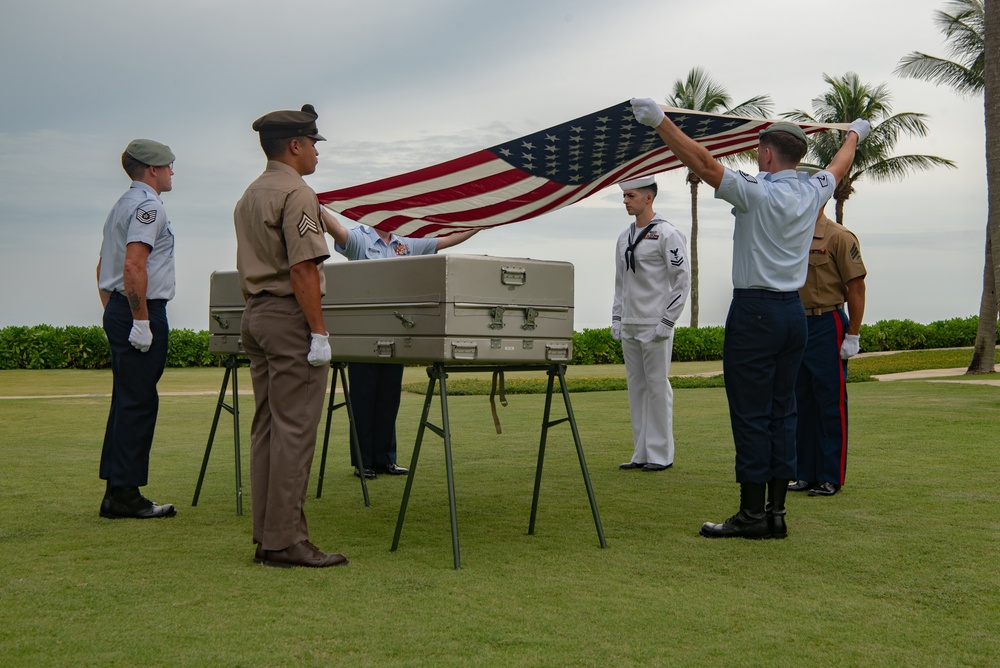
{"left": 0, "top": 0, "right": 987, "bottom": 333}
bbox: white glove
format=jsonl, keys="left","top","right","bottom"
{"left": 651, "top": 323, "right": 673, "bottom": 342}
{"left": 631, "top": 98, "right": 665, "bottom": 128}
{"left": 307, "top": 333, "right": 331, "bottom": 367}
{"left": 611, "top": 322, "right": 622, "bottom": 341}
{"left": 848, "top": 119, "right": 870, "bottom": 143}
{"left": 840, "top": 334, "right": 860, "bottom": 359}
{"left": 128, "top": 320, "right": 152, "bottom": 353}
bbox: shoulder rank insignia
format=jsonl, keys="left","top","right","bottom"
{"left": 669, "top": 248, "right": 685, "bottom": 267}
{"left": 850, "top": 243, "right": 862, "bottom": 261}
{"left": 816, "top": 174, "right": 829, "bottom": 187}
{"left": 298, "top": 213, "right": 319, "bottom": 237}
{"left": 135, "top": 208, "right": 157, "bottom": 224}
{"left": 738, "top": 170, "right": 757, "bottom": 184}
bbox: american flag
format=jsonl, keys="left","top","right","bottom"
{"left": 317, "top": 100, "right": 846, "bottom": 239}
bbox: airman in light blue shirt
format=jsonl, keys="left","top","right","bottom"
{"left": 716, "top": 167, "right": 836, "bottom": 292}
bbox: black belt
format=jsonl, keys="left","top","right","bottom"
{"left": 109, "top": 291, "right": 167, "bottom": 306}
{"left": 733, "top": 288, "right": 799, "bottom": 301}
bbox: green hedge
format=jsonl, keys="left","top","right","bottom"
{"left": 0, "top": 325, "right": 217, "bottom": 370}
{"left": 0, "top": 316, "right": 997, "bottom": 370}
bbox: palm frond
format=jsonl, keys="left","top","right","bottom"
{"left": 863, "top": 154, "right": 957, "bottom": 182}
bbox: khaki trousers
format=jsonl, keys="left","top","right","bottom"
{"left": 241, "top": 294, "right": 328, "bottom": 550}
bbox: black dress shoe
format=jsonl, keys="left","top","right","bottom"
{"left": 642, "top": 463, "right": 673, "bottom": 472}
{"left": 808, "top": 482, "right": 840, "bottom": 496}
{"left": 262, "top": 541, "right": 348, "bottom": 568}
{"left": 700, "top": 510, "right": 771, "bottom": 539}
{"left": 619, "top": 462, "right": 646, "bottom": 470}
{"left": 253, "top": 544, "right": 265, "bottom": 564}
{"left": 377, "top": 463, "right": 408, "bottom": 475}
{"left": 353, "top": 467, "right": 376, "bottom": 480}
{"left": 788, "top": 480, "right": 816, "bottom": 492}
{"left": 100, "top": 486, "right": 176, "bottom": 519}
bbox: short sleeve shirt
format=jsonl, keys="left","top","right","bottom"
{"left": 715, "top": 167, "right": 837, "bottom": 291}
{"left": 335, "top": 224, "right": 438, "bottom": 261}
{"left": 234, "top": 161, "right": 330, "bottom": 296}
{"left": 798, "top": 213, "right": 867, "bottom": 308}
{"left": 98, "top": 181, "right": 176, "bottom": 300}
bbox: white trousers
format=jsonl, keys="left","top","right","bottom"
{"left": 622, "top": 326, "right": 675, "bottom": 466}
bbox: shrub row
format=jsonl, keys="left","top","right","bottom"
{"left": 0, "top": 325, "right": 217, "bottom": 370}
{"left": 0, "top": 316, "right": 996, "bottom": 370}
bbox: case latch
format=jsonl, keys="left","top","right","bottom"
{"left": 489, "top": 306, "right": 506, "bottom": 330}
{"left": 521, "top": 307, "right": 538, "bottom": 331}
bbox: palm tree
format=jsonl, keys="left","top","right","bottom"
{"left": 783, "top": 72, "right": 956, "bottom": 225}
{"left": 665, "top": 68, "right": 773, "bottom": 328}
{"left": 895, "top": 0, "right": 996, "bottom": 374}
{"left": 895, "top": 0, "right": 984, "bottom": 96}
{"left": 983, "top": 1, "right": 1000, "bottom": 374}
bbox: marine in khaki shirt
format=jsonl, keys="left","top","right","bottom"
{"left": 799, "top": 211, "right": 867, "bottom": 314}
{"left": 234, "top": 104, "right": 348, "bottom": 570}
{"left": 235, "top": 160, "right": 329, "bottom": 297}
{"left": 791, "top": 209, "right": 867, "bottom": 499}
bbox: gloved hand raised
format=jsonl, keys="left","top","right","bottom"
{"left": 849, "top": 119, "right": 870, "bottom": 143}
{"left": 307, "top": 332, "right": 331, "bottom": 367}
{"left": 129, "top": 320, "right": 152, "bottom": 353}
{"left": 840, "top": 333, "right": 861, "bottom": 359}
{"left": 631, "top": 98, "right": 665, "bottom": 128}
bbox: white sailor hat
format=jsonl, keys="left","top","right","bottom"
{"left": 618, "top": 175, "right": 656, "bottom": 190}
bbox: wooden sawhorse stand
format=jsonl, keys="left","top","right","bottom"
{"left": 390, "top": 362, "right": 607, "bottom": 570}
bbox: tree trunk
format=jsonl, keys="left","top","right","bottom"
{"left": 687, "top": 171, "right": 700, "bottom": 329}
{"left": 970, "top": 1, "right": 1000, "bottom": 373}
{"left": 968, "top": 228, "right": 997, "bottom": 373}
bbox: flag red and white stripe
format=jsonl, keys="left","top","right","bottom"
{"left": 318, "top": 100, "right": 847, "bottom": 238}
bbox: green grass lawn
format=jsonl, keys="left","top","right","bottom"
{"left": 1, "top": 362, "right": 998, "bottom": 666}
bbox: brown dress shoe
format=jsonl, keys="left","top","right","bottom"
{"left": 262, "top": 541, "right": 348, "bottom": 568}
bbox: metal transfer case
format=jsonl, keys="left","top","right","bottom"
{"left": 208, "top": 254, "right": 575, "bottom": 364}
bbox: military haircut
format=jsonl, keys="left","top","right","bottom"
{"left": 260, "top": 135, "right": 296, "bottom": 159}
{"left": 121, "top": 151, "right": 149, "bottom": 180}
{"left": 636, "top": 183, "right": 658, "bottom": 199}
{"left": 759, "top": 131, "right": 807, "bottom": 164}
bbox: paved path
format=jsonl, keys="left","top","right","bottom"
{"left": 872, "top": 368, "right": 1000, "bottom": 386}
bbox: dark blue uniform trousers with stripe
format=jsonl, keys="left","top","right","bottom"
{"left": 100, "top": 292, "right": 169, "bottom": 488}
{"left": 723, "top": 289, "right": 807, "bottom": 483}
{"left": 795, "top": 309, "right": 849, "bottom": 486}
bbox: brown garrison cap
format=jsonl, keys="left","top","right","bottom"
{"left": 759, "top": 121, "right": 808, "bottom": 146}
{"left": 125, "top": 139, "right": 175, "bottom": 166}
{"left": 252, "top": 104, "right": 326, "bottom": 141}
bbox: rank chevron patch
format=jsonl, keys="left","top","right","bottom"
{"left": 298, "top": 213, "right": 319, "bottom": 237}
{"left": 135, "top": 208, "right": 157, "bottom": 224}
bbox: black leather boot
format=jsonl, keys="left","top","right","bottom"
{"left": 700, "top": 482, "right": 769, "bottom": 538}
{"left": 767, "top": 479, "right": 789, "bottom": 539}
{"left": 100, "top": 486, "right": 177, "bottom": 519}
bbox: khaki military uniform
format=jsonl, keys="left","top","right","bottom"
{"left": 235, "top": 160, "right": 330, "bottom": 551}
{"left": 799, "top": 213, "right": 866, "bottom": 311}
{"left": 795, "top": 213, "right": 867, "bottom": 487}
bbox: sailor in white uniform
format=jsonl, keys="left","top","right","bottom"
{"left": 612, "top": 175, "right": 691, "bottom": 472}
